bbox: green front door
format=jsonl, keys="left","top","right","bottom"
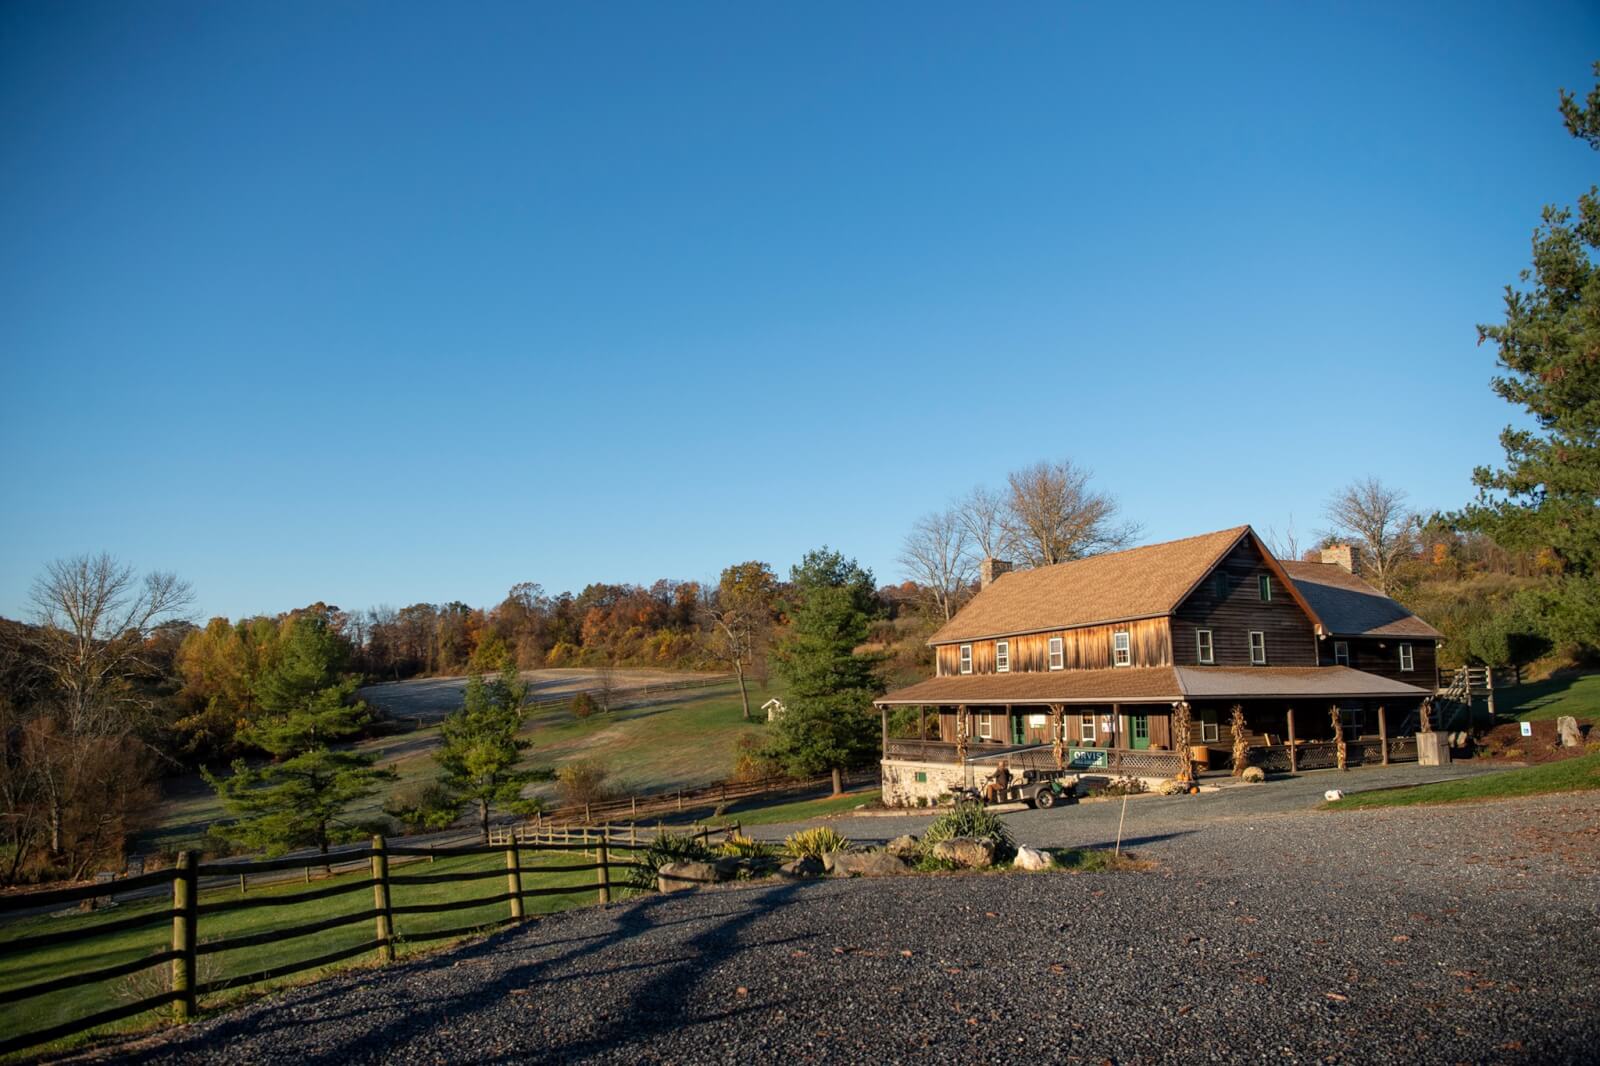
{"left": 1012, "top": 713, "right": 1027, "bottom": 745}
{"left": 1128, "top": 714, "right": 1151, "bottom": 749}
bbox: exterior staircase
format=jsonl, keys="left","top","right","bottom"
{"left": 1400, "top": 666, "right": 1492, "bottom": 735}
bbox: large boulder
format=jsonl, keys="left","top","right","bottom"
{"left": 1557, "top": 716, "right": 1582, "bottom": 749}
{"left": 885, "top": 834, "right": 921, "bottom": 858}
{"left": 777, "top": 855, "right": 825, "bottom": 880}
{"left": 930, "top": 836, "right": 996, "bottom": 869}
{"left": 1013, "top": 845, "right": 1053, "bottom": 871}
{"left": 825, "top": 851, "right": 910, "bottom": 877}
{"left": 657, "top": 860, "right": 722, "bottom": 893}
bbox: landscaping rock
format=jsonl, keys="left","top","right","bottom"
{"left": 1324, "top": 789, "right": 1344, "bottom": 802}
{"left": 885, "top": 834, "right": 921, "bottom": 858}
{"left": 1557, "top": 716, "right": 1582, "bottom": 748}
{"left": 1013, "top": 845, "right": 1053, "bottom": 871}
{"left": 930, "top": 836, "right": 996, "bottom": 869}
{"left": 776, "top": 856, "right": 825, "bottom": 880}
{"left": 825, "top": 851, "right": 910, "bottom": 877}
{"left": 657, "top": 861, "right": 722, "bottom": 892}
{"left": 713, "top": 857, "right": 744, "bottom": 880}
{"left": 1240, "top": 766, "right": 1266, "bottom": 783}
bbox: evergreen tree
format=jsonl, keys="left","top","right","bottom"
{"left": 205, "top": 615, "right": 393, "bottom": 855}
{"left": 761, "top": 548, "right": 885, "bottom": 788}
{"left": 1458, "top": 63, "right": 1600, "bottom": 653}
{"left": 436, "top": 666, "right": 539, "bottom": 841}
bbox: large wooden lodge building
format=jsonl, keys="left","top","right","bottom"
{"left": 873, "top": 525, "right": 1443, "bottom": 806}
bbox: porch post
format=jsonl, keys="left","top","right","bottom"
{"left": 1378, "top": 705, "right": 1389, "bottom": 765}
{"left": 880, "top": 704, "right": 889, "bottom": 757}
{"left": 1286, "top": 707, "right": 1298, "bottom": 774}
{"left": 1110, "top": 703, "right": 1121, "bottom": 771}
{"left": 918, "top": 705, "right": 926, "bottom": 742}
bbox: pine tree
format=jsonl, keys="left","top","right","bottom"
{"left": 205, "top": 615, "right": 393, "bottom": 856}
{"left": 436, "top": 666, "right": 539, "bottom": 841}
{"left": 1458, "top": 63, "right": 1600, "bottom": 653}
{"left": 761, "top": 548, "right": 885, "bottom": 787}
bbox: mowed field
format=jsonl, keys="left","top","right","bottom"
{"left": 141, "top": 670, "right": 767, "bottom": 856}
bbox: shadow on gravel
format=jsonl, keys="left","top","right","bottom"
{"left": 1075, "top": 829, "right": 1195, "bottom": 852}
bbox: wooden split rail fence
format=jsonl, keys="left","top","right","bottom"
{"left": 0, "top": 823, "right": 743, "bottom": 1058}
{"left": 531, "top": 768, "right": 877, "bottom": 827}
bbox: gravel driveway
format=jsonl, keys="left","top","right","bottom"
{"left": 100, "top": 775, "right": 1600, "bottom": 1065}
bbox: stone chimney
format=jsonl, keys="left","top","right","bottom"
{"left": 980, "top": 557, "right": 1014, "bottom": 589}
{"left": 1320, "top": 544, "right": 1360, "bottom": 575}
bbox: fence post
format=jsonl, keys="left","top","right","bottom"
{"left": 631, "top": 795, "right": 637, "bottom": 818}
{"left": 171, "top": 851, "right": 197, "bottom": 1023}
{"left": 677, "top": 790, "right": 683, "bottom": 811}
{"left": 1378, "top": 706, "right": 1389, "bottom": 765}
{"left": 597, "top": 836, "right": 611, "bottom": 905}
{"left": 371, "top": 835, "right": 395, "bottom": 964}
{"left": 1286, "top": 708, "right": 1298, "bottom": 774}
{"left": 506, "top": 842, "right": 524, "bottom": 922}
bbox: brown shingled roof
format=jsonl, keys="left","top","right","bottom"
{"left": 1280, "top": 561, "right": 1443, "bottom": 640}
{"left": 873, "top": 665, "right": 1429, "bottom": 706}
{"left": 928, "top": 526, "right": 1253, "bottom": 644}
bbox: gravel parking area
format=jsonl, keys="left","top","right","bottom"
{"left": 100, "top": 780, "right": 1600, "bottom": 1065}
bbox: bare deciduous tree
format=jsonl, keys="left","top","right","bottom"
{"left": 1264, "top": 514, "right": 1302, "bottom": 562}
{"left": 1001, "top": 459, "right": 1139, "bottom": 567}
{"left": 1323, "top": 478, "right": 1419, "bottom": 592}
{"left": 897, "top": 509, "right": 976, "bottom": 621}
{"left": 698, "top": 561, "right": 779, "bottom": 720}
{"left": 955, "top": 485, "right": 1012, "bottom": 562}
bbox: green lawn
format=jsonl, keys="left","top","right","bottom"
{"left": 1323, "top": 750, "right": 1600, "bottom": 810}
{"left": 0, "top": 845, "right": 639, "bottom": 1059}
{"left": 140, "top": 678, "right": 771, "bottom": 855}
{"left": 724, "top": 788, "right": 883, "bottom": 827}
{"left": 1496, "top": 673, "right": 1600, "bottom": 722}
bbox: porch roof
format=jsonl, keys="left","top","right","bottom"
{"left": 873, "top": 665, "right": 1429, "bottom": 707}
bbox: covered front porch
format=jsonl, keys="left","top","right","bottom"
{"left": 873, "top": 667, "right": 1433, "bottom": 807}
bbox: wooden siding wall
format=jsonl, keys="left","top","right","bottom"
{"left": 1318, "top": 636, "right": 1439, "bottom": 688}
{"left": 935, "top": 618, "right": 1172, "bottom": 676}
{"left": 1171, "top": 539, "right": 1318, "bottom": 667}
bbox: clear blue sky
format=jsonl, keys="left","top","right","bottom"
{"left": 2, "top": 2, "right": 1595, "bottom": 621}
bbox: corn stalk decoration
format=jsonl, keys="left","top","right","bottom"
{"left": 1419, "top": 697, "right": 1433, "bottom": 733}
{"left": 1331, "top": 704, "right": 1348, "bottom": 771}
{"left": 1172, "top": 701, "right": 1194, "bottom": 782}
{"left": 954, "top": 705, "right": 968, "bottom": 766}
{"left": 1229, "top": 704, "right": 1248, "bottom": 776}
{"left": 1049, "top": 704, "right": 1064, "bottom": 771}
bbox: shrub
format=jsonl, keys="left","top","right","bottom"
{"left": 1241, "top": 766, "right": 1267, "bottom": 783}
{"left": 719, "top": 833, "right": 777, "bottom": 861}
{"left": 625, "top": 831, "right": 716, "bottom": 892}
{"left": 783, "top": 826, "right": 850, "bottom": 859}
{"left": 1102, "top": 776, "right": 1149, "bottom": 797}
{"left": 383, "top": 780, "right": 460, "bottom": 833}
{"left": 555, "top": 759, "right": 611, "bottom": 806}
{"left": 731, "top": 733, "right": 783, "bottom": 782}
{"left": 920, "top": 800, "right": 1014, "bottom": 861}
{"left": 569, "top": 691, "right": 599, "bottom": 719}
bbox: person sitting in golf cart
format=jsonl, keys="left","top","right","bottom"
{"left": 981, "top": 759, "right": 1011, "bottom": 804}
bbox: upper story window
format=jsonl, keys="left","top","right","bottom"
{"left": 995, "top": 640, "right": 1010, "bottom": 673}
{"left": 1196, "top": 629, "right": 1214, "bottom": 665}
{"left": 1048, "top": 636, "right": 1064, "bottom": 671}
{"left": 1258, "top": 574, "right": 1272, "bottom": 601}
{"left": 1112, "top": 631, "right": 1132, "bottom": 667}
{"left": 1249, "top": 631, "right": 1267, "bottom": 665}
{"left": 959, "top": 644, "right": 972, "bottom": 674}
{"left": 1333, "top": 641, "right": 1350, "bottom": 667}
{"left": 1213, "top": 572, "right": 1230, "bottom": 599}
{"left": 1399, "top": 643, "right": 1414, "bottom": 672}
{"left": 976, "top": 712, "right": 993, "bottom": 739}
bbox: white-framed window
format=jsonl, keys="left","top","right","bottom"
{"left": 959, "top": 644, "right": 972, "bottom": 674}
{"left": 1258, "top": 574, "right": 1272, "bottom": 601}
{"left": 1196, "top": 629, "right": 1214, "bottom": 665}
{"left": 1249, "top": 631, "right": 1266, "bottom": 665}
{"left": 1048, "top": 636, "right": 1064, "bottom": 671}
{"left": 1113, "top": 631, "right": 1131, "bottom": 667}
{"left": 995, "top": 640, "right": 1010, "bottom": 673}
{"left": 976, "top": 712, "right": 992, "bottom": 739}
{"left": 1333, "top": 641, "right": 1350, "bottom": 667}
{"left": 1079, "top": 715, "right": 1096, "bottom": 744}
{"left": 1199, "top": 708, "right": 1220, "bottom": 743}
{"left": 1399, "top": 643, "right": 1414, "bottom": 672}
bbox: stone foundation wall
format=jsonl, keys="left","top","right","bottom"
{"left": 881, "top": 759, "right": 973, "bottom": 807}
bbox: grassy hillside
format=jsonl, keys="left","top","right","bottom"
{"left": 140, "top": 676, "right": 773, "bottom": 856}
{"left": 1497, "top": 673, "right": 1600, "bottom": 722}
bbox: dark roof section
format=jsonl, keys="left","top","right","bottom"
{"left": 1280, "top": 561, "right": 1443, "bottom": 640}
{"left": 872, "top": 665, "right": 1428, "bottom": 706}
